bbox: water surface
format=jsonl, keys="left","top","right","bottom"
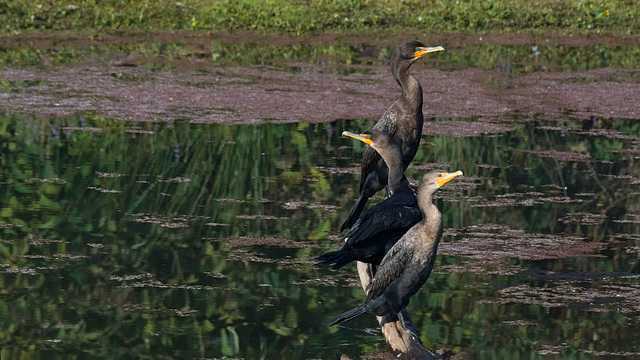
{"left": 0, "top": 114, "right": 638, "bottom": 359}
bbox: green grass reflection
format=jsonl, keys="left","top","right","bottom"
{"left": 0, "top": 113, "right": 638, "bottom": 359}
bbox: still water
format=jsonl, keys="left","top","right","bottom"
{"left": 0, "top": 114, "right": 639, "bottom": 359}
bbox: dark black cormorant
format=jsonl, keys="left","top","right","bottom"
{"left": 325, "top": 169, "right": 463, "bottom": 326}
{"left": 317, "top": 130, "right": 420, "bottom": 269}
{"left": 341, "top": 41, "right": 444, "bottom": 231}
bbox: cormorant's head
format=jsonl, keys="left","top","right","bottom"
{"left": 396, "top": 41, "right": 444, "bottom": 61}
{"left": 420, "top": 170, "right": 463, "bottom": 191}
{"left": 341, "top": 130, "right": 398, "bottom": 151}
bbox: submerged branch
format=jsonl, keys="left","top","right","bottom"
{"left": 356, "top": 261, "right": 447, "bottom": 359}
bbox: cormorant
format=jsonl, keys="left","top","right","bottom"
{"left": 317, "top": 130, "right": 420, "bottom": 269}
{"left": 340, "top": 41, "right": 444, "bottom": 231}
{"left": 325, "top": 170, "right": 463, "bottom": 326}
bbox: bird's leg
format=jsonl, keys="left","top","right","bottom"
{"left": 398, "top": 307, "right": 421, "bottom": 341}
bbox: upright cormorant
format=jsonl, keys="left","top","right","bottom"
{"left": 341, "top": 41, "right": 444, "bottom": 231}
{"left": 317, "top": 130, "right": 420, "bottom": 269}
{"left": 325, "top": 169, "right": 463, "bottom": 326}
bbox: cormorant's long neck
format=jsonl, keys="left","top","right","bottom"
{"left": 392, "top": 59, "right": 423, "bottom": 112}
{"left": 417, "top": 191, "right": 442, "bottom": 243}
{"left": 378, "top": 144, "right": 407, "bottom": 193}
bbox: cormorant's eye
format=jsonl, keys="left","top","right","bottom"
{"left": 415, "top": 47, "right": 420, "bottom": 51}
{"left": 366, "top": 134, "right": 371, "bottom": 139}
{"left": 437, "top": 173, "right": 442, "bottom": 177}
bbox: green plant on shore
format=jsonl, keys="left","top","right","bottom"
{"left": 0, "top": 0, "right": 638, "bottom": 35}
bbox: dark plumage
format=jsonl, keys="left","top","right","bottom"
{"left": 317, "top": 130, "right": 420, "bottom": 269}
{"left": 340, "top": 41, "right": 444, "bottom": 231}
{"left": 325, "top": 169, "right": 463, "bottom": 326}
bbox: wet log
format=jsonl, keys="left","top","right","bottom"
{"left": 356, "top": 261, "right": 442, "bottom": 360}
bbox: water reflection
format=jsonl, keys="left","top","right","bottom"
{"left": 2, "top": 39, "right": 640, "bottom": 76}
{"left": 0, "top": 113, "right": 638, "bottom": 359}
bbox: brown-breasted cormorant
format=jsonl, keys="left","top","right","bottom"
{"left": 325, "top": 169, "right": 463, "bottom": 326}
{"left": 341, "top": 41, "right": 444, "bottom": 231}
{"left": 317, "top": 130, "right": 420, "bottom": 269}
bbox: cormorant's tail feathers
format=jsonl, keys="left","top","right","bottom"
{"left": 340, "top": 193, "right": 369, "bottom": 231}
{"left": 316, "top": 250, "right": 355, "bottom": 270}
{"left": 323, "top": 305, "right": 367, "bottom": 326}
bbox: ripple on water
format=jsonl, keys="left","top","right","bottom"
{"left": 559, "top": 211, "right": 608, "bottom": 225}
{"left": 222, "top": 236, "right": 320, "bottom": 249}
{"left": 281, "top": 201, "right": 340, "bottom": 211}
{"left": 519, "top": 149, "right": 591, "bottom": 162}
{"left": 24, "top": 177, "right": 68, "bottom": 184}
{"left": 122, "top": 303, "right": 198, "bottom": 317}
{"left": 471, "top": 192, "right": 584, "bottom": 207}
{"left": 128, "top": 213, "right": 209, "bottom": 228}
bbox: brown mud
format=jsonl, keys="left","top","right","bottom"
{"left": 1, "top": 31, "right": 640, "bottom": 125}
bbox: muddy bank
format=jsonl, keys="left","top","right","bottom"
{"left": 1, "top": 31, "right": 639, "bottom": 124}
{"left": 3, "top": 63, "right": 639, "bottom": 124}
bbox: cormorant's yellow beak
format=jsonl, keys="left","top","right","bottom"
{"left": 342, "top": 131, "right": 372, "bottom": 146}
{"left": 435, "top": 170, "right": 463, "bottom": 187}
{"left": 415, "top": 46, "right": 445, "bottom": 58}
